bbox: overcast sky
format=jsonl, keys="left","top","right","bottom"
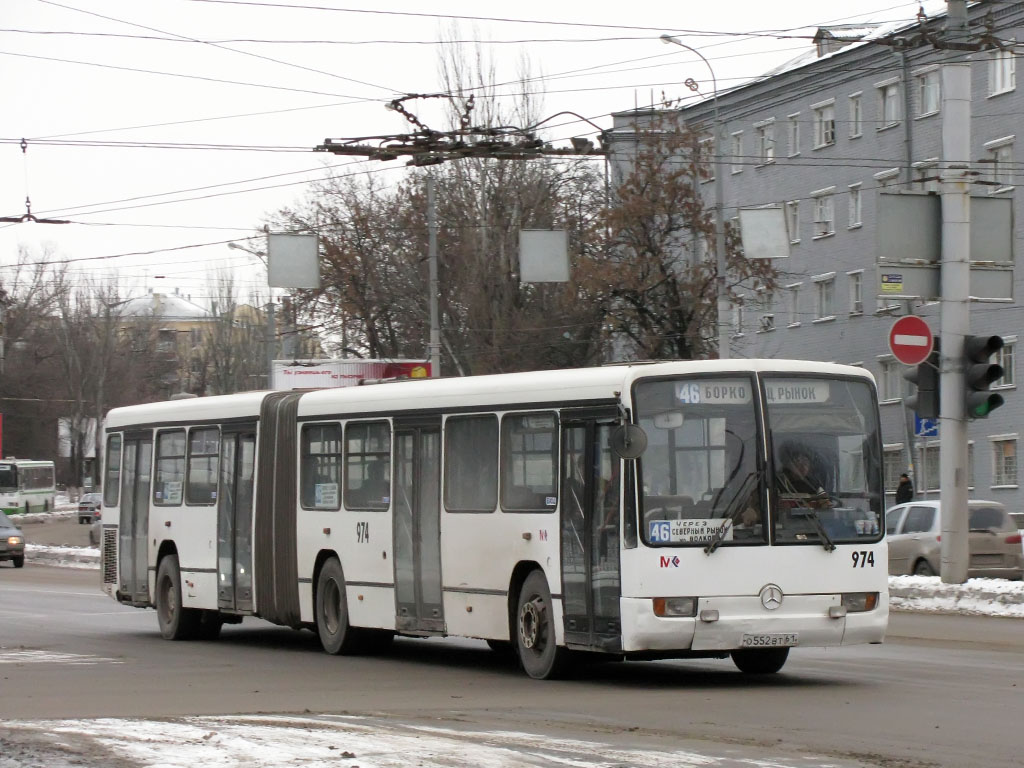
{"left": 2, "top": 1, "right": 940, "bottom": 309}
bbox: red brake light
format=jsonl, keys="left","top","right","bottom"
{"left": 935, "top": 535, "right": 941, "bottom": 542}
{"left": 1005, "top": 533, "right": 1022, "bottom": 545}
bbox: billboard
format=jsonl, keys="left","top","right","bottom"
{"left": 272, "top": 359, "right": 430, "bottom": 390}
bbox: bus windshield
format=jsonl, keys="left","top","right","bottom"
{"left": 0, "top": 465, "right": 17, "bottom": 492}
{"left": 636, "top": 375, "right": 763, "bottom": 547}
{"left": 765, "top": 375, "right": 882, "bottom": 545}
{"left": 635, "top": 374, "right": 883, "bottom": 548}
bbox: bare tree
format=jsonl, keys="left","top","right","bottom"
{"left": 603, "top": 116, "right": 780, "bottom": 360}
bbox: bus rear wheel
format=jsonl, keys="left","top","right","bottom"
{"left": 315, "top": 557, "right": 364, "bottom": 655}
{"left": 516, "top": 570, "right": 570, "bottom": 679}
{"left": 731, "top": 647, "right": 789, "bottom": 674}
{"left": 156, "top": 554, "right": 200, "bottom": 640}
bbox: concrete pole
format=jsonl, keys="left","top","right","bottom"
{"left": 938, "top": 0, "right": 971, "bottom": 583}
{"left": 660, "top": 35, "right": 729, "bottom": 359}
{"left": 427, "top": 175, "right": 441, "bottom": 378}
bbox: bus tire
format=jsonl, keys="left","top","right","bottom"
{"left": 515, "top": 570, "right": 570, "bottom": 680}
{"left": 24, "top": 502, "right": 30, "bottom": 514}
{"left": 43, "top": 500, "right": 49, "bottom": 512}
{"left": 315, "top": 557, "right": 362, "bottom": 655}
{"left": 156, "top": 554, "right": 200, "bottom": 640}
{"left": 731, "top": 647, "right": 789, "bottom": 674}
{"left": 13, "top": 555, "right": 24, "bottom": 568}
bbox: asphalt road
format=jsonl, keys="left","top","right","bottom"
{"left": 1, "top": 563, "right": 1021, "bottom": 768}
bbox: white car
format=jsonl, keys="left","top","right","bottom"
{"left": 886, "top": 500, "right": 1023, "bottom": 580}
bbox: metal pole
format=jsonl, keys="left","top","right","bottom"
{"left": 938, "top": 0, "right": 971, "bottom": 583}
{"left": 660, "top": 35, "right": 729, "bottom": 358}
{"left": 427, "top": 175, "right": 441, "bottom": 378}
{"left": 266, "top": 300, "right": 276, "bottom": 389}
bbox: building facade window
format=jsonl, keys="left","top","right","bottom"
{"left": 732, "top": 301, "right": 744, "bottom": 337}
{"left": 879, "top": 357, "right": 901, "bottom": 401}
{"left": 923, "top": 443, "right": 941, "bottom": 493}
{"left": 848, "top": 183, "right": 862, "bottom": 227}
{"left": 995, "top": 338, "right": 1016, "bottom": 388}
{"left": 786, "top": 283, "right": 801, "bottom": 326}
{"left": 992, "top": 436, "right": 1018, "bottom": 486}
{"left": 811, "top": 187, "right": 835, "bottom": 237}
{"left": 787, "top": 113, "right": 800, "bottom": 156}
{"left": 984, "top": 136, "right": 1014, "bottom": 192}
{"left": 915, "top": 67, "right": 940, "bottom": 116}
{"left": 698, "top": 135, "right": 714, "bottom": 181}
{"left": 847, "top": 270, "right": 864, "bottom": 314}
{"left": 848, "top": 93, "right": 862, "bottom": 138}
{"left": 730, "top": 131, "right": 743, "bottom": 174}
{"left": 813, "top": 273, "right": 836, "bottom": 320}
{"left": 754, "top": 119, "right": 775, "bottom": 164}
{"left": 785, "top": 200, "right": 800, "bottom": 242}
{"left": 812, "top": 99, "right": 835, "bottom": 148}
{"left": 883, "top": 446, "right": 904, "bottom": 495}
{"left": 989, "top": 44, "right": 1016, "bottom": 96}
{"left": 877, "top": 79, "right": 901, "bottom": 128}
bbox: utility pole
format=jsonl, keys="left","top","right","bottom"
{"left": 426, "top": 176, "right": 441, "bottom": 378}
{"left": 938, "top": 0, "right": 971, "bottom": 583}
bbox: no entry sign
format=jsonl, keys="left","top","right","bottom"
{"left": 889, "top": 316, "right": 934, "bottom": 365}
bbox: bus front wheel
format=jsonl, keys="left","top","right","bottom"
{"left": 315, "top": 558, "right": 363, "bottom": 655}
{"left": 731, "top": 647, "right": 789, "bottom": 674}
{"left": 156, "top": 554, "right": 200, "bottom": 640}
{"left": 516, "top": 570, "right": 570, "bottom": 679}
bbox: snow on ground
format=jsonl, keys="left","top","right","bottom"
{"left": 0, "top": 713, "right": 872, "bottom": 768}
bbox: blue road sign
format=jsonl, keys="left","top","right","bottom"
{"left": 915, "top": 415, "right": 939, "bottom": 437}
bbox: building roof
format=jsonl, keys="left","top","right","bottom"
{"left": 120, "top": 292, "right": 211, "bottom": 322}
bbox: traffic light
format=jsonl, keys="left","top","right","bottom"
{"left": 963, "top": 335, "right": 1005, "bottom": 419}
{"left": 903, "top": 350, "right": 940, "bottom": 420}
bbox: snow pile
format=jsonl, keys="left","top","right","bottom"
{"left": 23, "top": 543, "right": 100, "bottom": 569}
{"left": 888, "top": 574, "right": 1024, "bottom": 618}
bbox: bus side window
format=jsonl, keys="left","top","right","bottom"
{"left": 154, "top": 429, "right": 186, "bottom": 506}
{"left": 500, "top": 412, "right": 557, "bottom": 512}
{"left": 186, "top": 427, "right": 219, "bottom": 505}
{"left": 104, "top": 434, "right": 122, "bottom": 508}
{"left": 300, "top": 423, "right": 342, "bottom": 510}
{"left": 345, "top": 421, "right": 391, "bottom": 511}
{"left": 444, "top": 415, "right": 498, "bottom": 512}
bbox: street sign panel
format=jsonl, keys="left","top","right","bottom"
{"left": 889, "top": 316, "right": 934, "bottom": 365}
{"left": 914, "top": 415, "right": 939, "bottom": 438}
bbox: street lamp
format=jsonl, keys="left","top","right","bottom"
{"left": 660, "top": 34, "right": 730, "bottom": 359}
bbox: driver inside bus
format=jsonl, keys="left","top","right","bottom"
{"left": 777, "top": 442, "right": 832, "bottom": 509}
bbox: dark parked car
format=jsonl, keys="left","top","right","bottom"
{"left": 886, "top": 500, "right": 1024, "bottom": 580}
{"left": 78, "top": 493, "right": 101, "bottom": 524}
{"left": 0, "top": 513, "right": 25, "bottom": 568}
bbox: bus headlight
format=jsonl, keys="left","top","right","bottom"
{"left": 7, "top": 536, "right": 23, "bottom": 546}
{"left": 652, "top": 597, "right": 697, "bottom": 617}
{"left": 841, "top": 592, "right": 878, "bottom": 612}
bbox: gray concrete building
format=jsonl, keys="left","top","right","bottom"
{"left": 610, "top": 3, "right": 1023, "bottom": 510}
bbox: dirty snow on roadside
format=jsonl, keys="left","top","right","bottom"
{"left": 0, "top": 713, "right": 870, "bottom": 768}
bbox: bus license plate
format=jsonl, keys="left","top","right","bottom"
{"left": 740, "top": 633, "right": 798, "bottom": 648}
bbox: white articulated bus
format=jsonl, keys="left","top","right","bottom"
{"left": 0, "top": 459, "right": 56, "bottom": 515}
{"left": 98, "top": 360, "right": 888, "bottom": 679}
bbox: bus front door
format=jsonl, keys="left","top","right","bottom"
{"left": 217, "top": 426, "right": 256, "bottom": 613}
{"left": 118, "top": 434, "right": 152, "bottom": 605}
{"left": 393, "top": 418, "right": 444, "bottom": 633}
{"left": 560, "top": 414, "right": 622, "bottom": 652}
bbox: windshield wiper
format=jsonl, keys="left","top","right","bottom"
{"left": 793, "top": 504, "right": 836, "bottom": 552}
{"left": 704, "top": 471, "right": 761, "bottom": 555}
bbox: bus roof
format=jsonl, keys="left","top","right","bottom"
{"left": 104, "top": 360, "right": 874, "bottom": 429}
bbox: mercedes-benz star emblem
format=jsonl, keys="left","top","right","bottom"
{"left": 759, "top": 584, "right": 784, "bottom": 610}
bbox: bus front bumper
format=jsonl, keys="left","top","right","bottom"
{"left": 620, "top": 594, "right": 888, "bottom": 653}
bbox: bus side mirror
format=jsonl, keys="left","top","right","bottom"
{"left": 610, "top": 424, "right": 648, "bottom": 459}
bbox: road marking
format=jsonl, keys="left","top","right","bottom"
{"left": 0, "top": 650, "right": 123, "bottom": 665}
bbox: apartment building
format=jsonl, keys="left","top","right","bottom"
{"left": 609, "top": 3, "right": 1023, "bottom": 507}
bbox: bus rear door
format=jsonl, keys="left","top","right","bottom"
{"left": 118, "top": 432, "right": 153, "bottom": 605}
{"left": 217, "top": 425, "right": 257, "bottom": 612}
{"left": 393, "top": 416, "right": 444, "bottom": 632}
